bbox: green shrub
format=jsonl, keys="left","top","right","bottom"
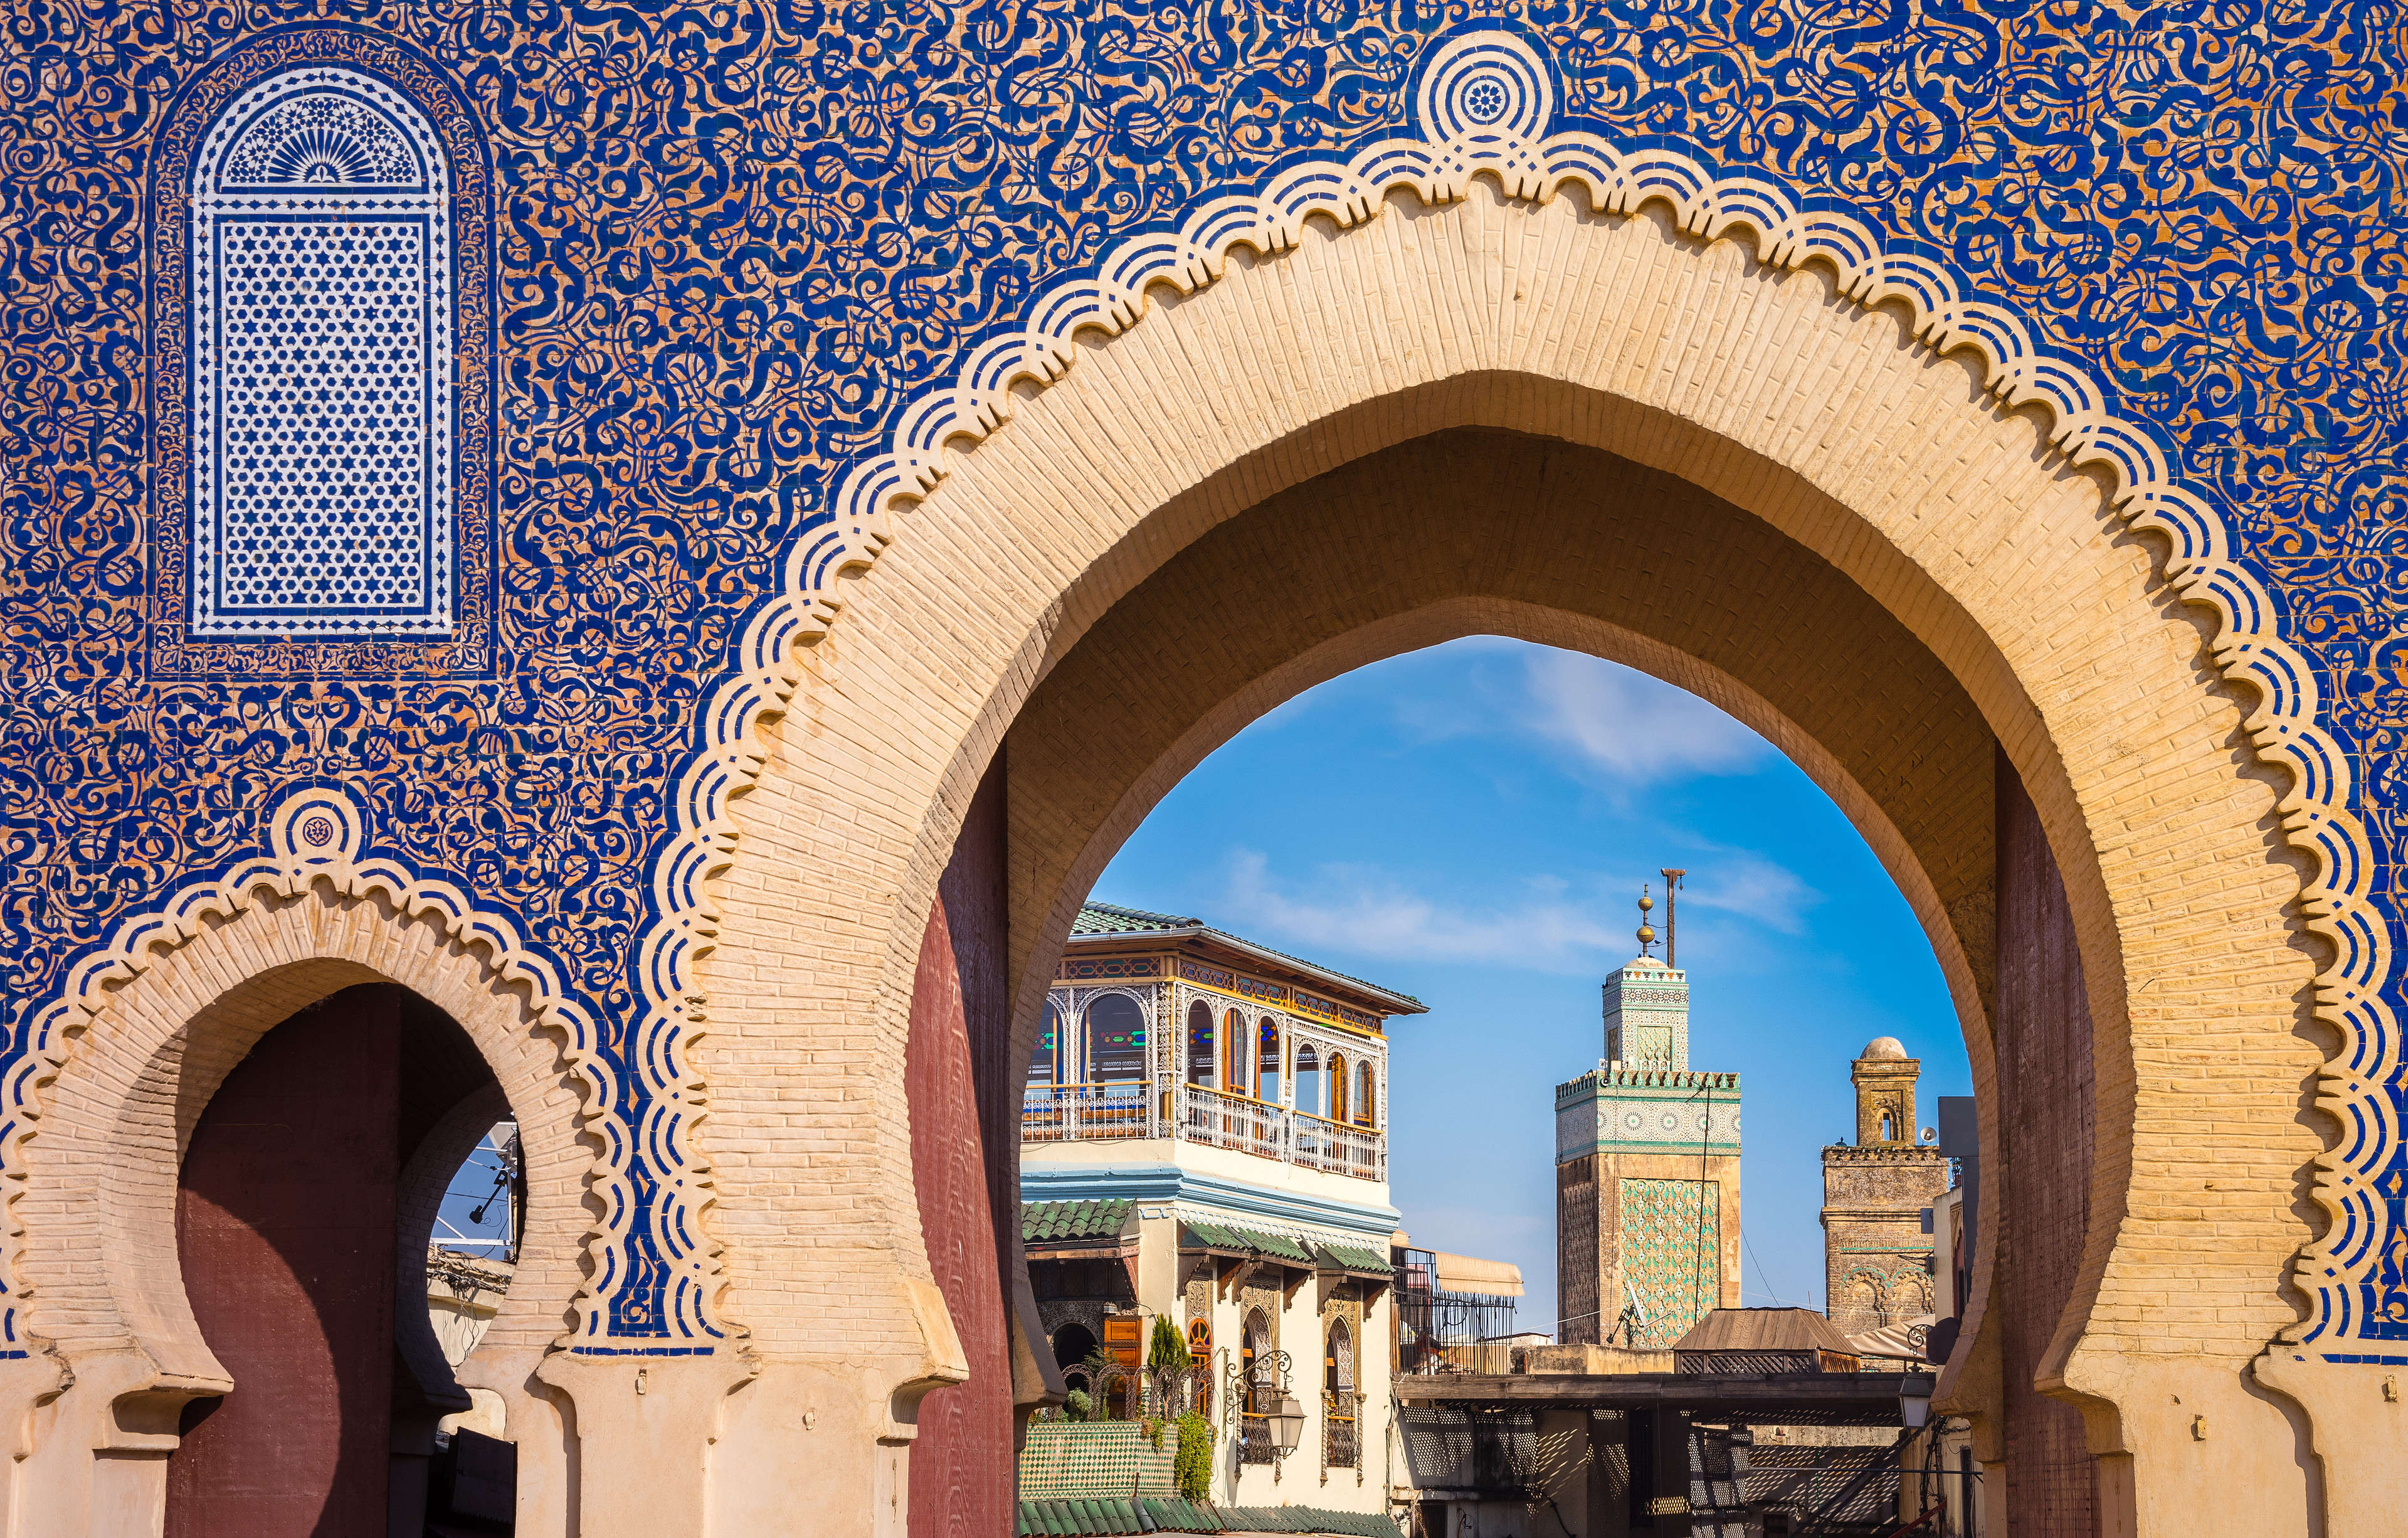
{"left": 1063, "top": 1388, "right": 1092, "bottom": 1422}
{"left": 1148, "top": 1314, "right": 1188, "bottom": 1372}
{"left": 1172, "top": 1411, "right": 1213, "bottom": 1502}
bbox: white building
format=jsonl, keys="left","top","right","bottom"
{"left": 1022, "top": 902, "right": 1422, "bottom": 1509}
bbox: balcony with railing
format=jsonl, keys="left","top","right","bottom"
{"left": 1022, "top": 1079, "right": 1387, "bottom": 1182}
{"left": 1020, "top": 1083, "right": 1152, "bottom": 1142}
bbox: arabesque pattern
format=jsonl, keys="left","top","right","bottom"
{"left": 3, "top": 4, "right": 2405, "bottom": 1353}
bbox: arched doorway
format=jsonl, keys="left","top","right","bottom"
{"left": 167, "top": 982, "right": 515, "bottom": 1535}
{"left": 734, "top": 176, "right": 2350, "bottom": 1532}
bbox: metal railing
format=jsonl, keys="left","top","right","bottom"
{"left": 1323, "top": 1389, "right": 1360, "bottom": 1471}
{"left": 1020, "top": 1082, "right": 1151, "bottom": 1142}
{"left": 1180, "top": 1083, "right": 1286, "bottom": 1160}
{"left": 1023, "top": 1081, "right": 1387, "bottom": 1181}
{"left": 1291, "top": 1110, "right": 1386, "bottom": 1180}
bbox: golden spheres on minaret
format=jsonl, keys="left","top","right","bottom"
{"left": 1636, "top": 885, "right": 1657, "bottom": 955}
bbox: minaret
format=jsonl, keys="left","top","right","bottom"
{"left": 1555, "top": 888, "right": 1741, "bottom": 1348}
{"left": 1819, "top": 1038, "right": 1951, "bottom": 1334}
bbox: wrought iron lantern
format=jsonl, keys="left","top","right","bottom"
{"left": 1269, "top": 1394, "right": 1306, "bottom": 1453}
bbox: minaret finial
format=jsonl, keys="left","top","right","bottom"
{"left": 1636, "top": 884, "right": 1656, "bottom": 958}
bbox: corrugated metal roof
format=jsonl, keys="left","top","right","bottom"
{"left": 1673, "top": 1306, "right": 1857, "bottom": 1354}
{"left": 1067, "top": 904, "right": 1423, "bottom": 1014}
{"left": 1024, "top": 1199, "right": 1133, "bottom": 1243}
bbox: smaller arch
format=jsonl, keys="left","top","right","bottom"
{"left": 1224, "top": 1009, "right": 1250, "bottom": 1095}
{"left": 1353, "top": 1061, "right": 1376, "bottom": 1128}
{"left": 1186, "top": 1000, "right": 1215, "bottom": 1086}
{"left": 1256, "top": 1019, "right": 1284, "bottom": 1106}
{"left": 1294, "top": 1043, "right": 1322, "bottom": 1117}
{"left": 1328, "top": 1053, "right": 1349, "bottom": 1123}
{"left": 1084, "top": 993, "right": 1148, "bottom": 1084}
{"left": 1325, "top": 1318, "right": 1354, "bottom": 1394}
{"left": 1030, "top": 1001, "right": 1062, "bottom": 1088}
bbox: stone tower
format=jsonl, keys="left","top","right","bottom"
{"left": 1819, "top": 1037, "right": 1950, "bottom": 1334}
{"left": 1556, "top": 949, "right": 1741, "bottom": 1349}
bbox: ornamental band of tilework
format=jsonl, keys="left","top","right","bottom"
{"left": 5, "top": 6, "right": 2405, "bottom": 1404}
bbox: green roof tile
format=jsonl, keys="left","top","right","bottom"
{"left": 1067, "top": 904, "right": 1422, "bottom": 1012}
{"left": 1023, "top": 1199, "right": 1133, "bottom": 1243}
{"left": 1180, "top": 1222, "right": 1313, "bottom": 1265}
{"left": 1312, "top": 1243, "right": 1395, "bottom": 1276}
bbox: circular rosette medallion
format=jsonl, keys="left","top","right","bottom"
{"left": 1415, "top": 31, "right": 1555, "bottom": 146}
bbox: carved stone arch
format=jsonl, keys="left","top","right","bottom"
{"left": 702, "top": 100, "right": 2364, "bottom": 1528}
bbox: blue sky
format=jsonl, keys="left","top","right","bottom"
{"left": 1089, "top": 635, "right": 1971, "bottom": 1335}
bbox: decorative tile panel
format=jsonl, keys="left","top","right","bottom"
{"left": 1620, "top": 1178, "right": 1721, "bottom": 1349}
{"left": 2, "top": 4, "right": 2404, "bottom": 1361}
{"left": 190, "top": 67, "right": 453, "bottom": 639}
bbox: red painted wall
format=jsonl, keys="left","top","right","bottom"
{"left": 1994, "top": 755, "right": 2100, "bottom": 1537}
{"left": 169, "top": 984, "right": 503, "bottom": 1537}
{"left": 169, "top": 985, "right": 403, "bottom": 1537}
{"left": 906, "top": 753, "right": 1018, "bottom": 1534}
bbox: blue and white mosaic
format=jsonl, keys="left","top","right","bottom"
{"left": 4, "top": 1, "right": 2406, "bottom": 1357}
{"left": 191, "top": 68, "right": 453, "bottom": 639}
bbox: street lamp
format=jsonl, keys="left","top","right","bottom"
{"left": 1901, "top": 1381, "right": 1934, "bottom": 1429}
{"left": 1270, "top": 1394, "right": 1307, "bottom": 1454}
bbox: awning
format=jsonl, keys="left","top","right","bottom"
{"left": 1180, "top": 1222, "right": 1314, "bottom": 1266}
{"left": 1430, "top": 1251, "right": 1524, "bottom": 1298}
{"left": 1311, "top": 1242, "right": 1395, "bottom": 1278}
{"left": 1017, "top": 1500, "right": 1403, "bottom": 1537}
{"left": 1024, "top": 1199, "right": 1133, "bottom": 1244}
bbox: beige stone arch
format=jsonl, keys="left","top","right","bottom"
{"left": 704, "top": 178, "right": 2357, "bottom": 1530}
{"left": 0, "top": 881, "right": 596, "bottom": 1535}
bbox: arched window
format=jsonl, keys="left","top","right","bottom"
{"left": 1225, "top": 1009, "right": 1250, "bottom": 1095}
{"left": 1294, "top": 1044, "right": 1321, "bottom": 1118}
{"left": 1354, "top": 1061, "right": 1376, "bottom": 1127}
{"left": 1084, "top": 994, "right": 1147, "bottom": 1083}
{"left": 1328, "top": 1053, "right": 1349, "bottom": 1123}
{"left": 1257, "top": 1018, "right": 1284, "bottom": 1106}
{"left": 1028, "top": 1002, "right": 1061, "bottom": 1088}
{"left": 1186, "top": 1000, "right": 1215, "bottom": 1086}
{"left": 1243, "top": 1308, "right": 1272, "bottom": 1385}
{"left": 1326, "top": 1319, "right": 1354, "bottom": 1394}
{"left": 189, "top": 66, "right": 457, "bottom": 640}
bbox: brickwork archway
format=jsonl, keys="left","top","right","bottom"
{"left": 707, "top": 183, "right": 2354, "bottom": 1531}
{"left": 0, "top": 880, "right": 594, "bottom": 1535}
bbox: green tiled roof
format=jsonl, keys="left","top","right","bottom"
{"left": 1024, "top": 1199, "right": 1133, "bottom": 1243}
{"left": 1181, "top": 1222, "right": 1314, "bottom": 1265}
{"left": 1311, "top": 1243, "right": 1395, "bottom": 1276}
{"left": 1220, "top": 1509, "right": 1405, "bottom": 1537}
{"left": 1017, "top": 1501, "right": 1402, "bottom": 1537}
{"left": 1067, "top": 903, "right": 1422, "bottom": 1012}
{"left": 1074, "top": 901, "right": 1200, "bottom": 934}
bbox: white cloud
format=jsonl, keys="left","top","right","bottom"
{"left": 1226, "top": 851, "right": 1632, "bottom": 972}
{"left": 1222, "top": 846, "right": 1820, "bottom": 969}
{"left": 1679, "top": 849, "right": 1819, "bottom": 936}
{"left": 1520, "top": 651, "right": 1767, "bottom": 783}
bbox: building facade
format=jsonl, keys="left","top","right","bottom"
{"left": 4, "top": 9, "right": 2397, "bottom": 1531}
{"left": 1021, "top": 903, "right": 1418, "bottom": 1509}
{"left": 1556, "top": 953, "right": 1741, "bottom": 1349}
{"left": 1821, "top": 1039, "right": 1952, "bottom": 1334}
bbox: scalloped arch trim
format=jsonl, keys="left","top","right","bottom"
{"left": 0, "top": 784, "right": 657, "bottom": 1352}
{"left": 662, "top": 28, "right": 2394, "bottom": 1347}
